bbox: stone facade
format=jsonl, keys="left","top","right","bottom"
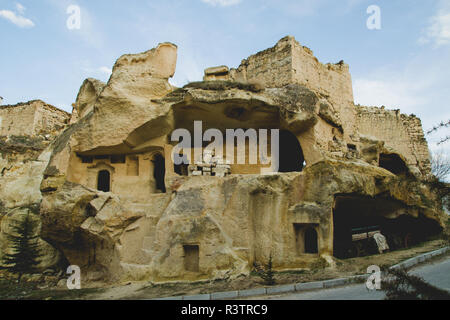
{"left": 0, "top": 37, "right": 446, "bottom": 284}
{"left": 0, "top": 100, "right": 70, "bottom": 137}
{"left": 355, "top": 105, "right": 431, "bottom": 176}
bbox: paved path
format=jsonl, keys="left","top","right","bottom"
{"left": 262, "top": 256, "right": 450, "bottom": 300}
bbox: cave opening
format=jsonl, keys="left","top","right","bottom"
{"left": 97, "top": 170, "right": 111, "bottom": 192}
{"left": 152, "top": 153, "right": 166, "bottom": 193}
{"left": 304, "top": 227, "right": 319, "bottom": 254}
{"left": 294, "top": 224, "right": 319, "bottom": 255}
{"left": 332, "top": 194, "right": 442, "bottom": 259}
{"left": 279, "top": 130, "right": 305, "bottom": 173}
{"left": 379, "top": 153, "right": 409, "bottom": 176}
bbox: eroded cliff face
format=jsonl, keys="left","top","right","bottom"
{"left": 0, "top": 37, "right": 446, "bottom": 284}
{"left": 38, "top": 159, "right": 445, "bottom": 283}
{"left": 0, "top": 102, "right": 69, "bottom": 217}
{"left": 0, "top": 102, "right": 70, "bottom": 272}
{"left": 70, "top": 42, "right": 178, "bottom": 155}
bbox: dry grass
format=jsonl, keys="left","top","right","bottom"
{"left": 0, "top": 239, "right": 446, "bottom": 300}
{"left": 88, "top": 239, "right": 447, "bottom": 300}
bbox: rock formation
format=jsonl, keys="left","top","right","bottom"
{"left": 0, "top": 100, "right": 70, "bottom": 271}
{"left": 0, "top": 37, "right": 446, "bottom": 284}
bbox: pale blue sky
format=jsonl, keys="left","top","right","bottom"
{"left": 0, "top": 0, "right": 449, "bottom": 152}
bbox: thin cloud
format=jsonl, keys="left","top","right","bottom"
{"left": 98, "top": 66, "right": 112, "bottom": 75}
{"left": 82, "top": 66, "right": 112, "bottom": 77}
{"left": 201, "top": 0, "right": 242, "bottom": 7}
{"left": 16, "top": 3, "right": 25, "bottom": 15}
{"left": 354, "top": 75, "right": 450, "bottom": 153}
{"left": 170, "top": 54, "right": 203, "bottom": 88}
{"left": 258, "top": 0, "right": 366, "bottom": 18}
{"left": 419, "top": 2, "right": 450, "bottom": 47}
{"left": 0, "top": 8, "right": 34, "bottom": 28}
{"left": 353, "top": 57, "right": 450, "bottom": 153}
{"left": 353, "top": 78, "right": 426, "bottom": 111}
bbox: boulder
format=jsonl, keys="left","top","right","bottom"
{"left": 0, "top": 207, "right": 62, "bottom": 271}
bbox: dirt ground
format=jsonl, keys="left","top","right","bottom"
{"left": 0, "top": 239, "right": 447, "bottom": 300}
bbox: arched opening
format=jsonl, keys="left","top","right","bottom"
{"left": 294, "top": 223, "right": 319, "bottom": 255}
{"left": 152, "top": 153, "right": 166, "bottom": 193}
{"left": 304, "top": 227, "right": 318, "bottom": 254}
{"left": 97, "top": 170, "right": 110, "bottom": 192}
{"left": 379, "top": 153, "right": 409, "bottom": 176}
{"left": 332, "top": 194, "right": 442, "bottom": 259}
{"left": 279, "top": 130, "right": 305, "bottom": 172}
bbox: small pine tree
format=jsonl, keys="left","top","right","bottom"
{"left": 263, "top": 255, "right": 275, "bottom": 286}
{"left": 253, "top": 254, "right": 276, "bottom": 286}
{"left": 0, "top": 213, "right": 41, "bottom": 281}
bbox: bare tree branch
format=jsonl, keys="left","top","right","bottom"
{"left": 427, "top": 120, "right": 450, "bottom": 136}
{"left": 431, "top": 151, "right": 450, "bottom": 181}
{"left": 437, "top": 136, "right": 450, "bottom": 145}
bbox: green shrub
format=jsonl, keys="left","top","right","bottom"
{"left": 0, "top": 213, "right": 41, "bottom": 281}
{"left": 381, "top": 267, "right": 450, "bottom": 300}
{"left": 253, "top": 255, "right": 275, "bottom": 286}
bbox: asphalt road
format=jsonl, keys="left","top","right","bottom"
{"left": 263, "top": 255, "right": 450, "bottom": 300}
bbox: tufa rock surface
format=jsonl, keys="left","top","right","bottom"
{"left": 0, "top": 37, "right": 446, "bottom": 284}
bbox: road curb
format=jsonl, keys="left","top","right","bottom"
{"left": 153, "top": 246, "right": 450, "bottom": 300}
{"left": 238, "top": 287, "right": 267, "bottom": 298}
{"left": 389, "top": 246, "right": 450, "bottom": 271}
{"left": 211, "top": 291, "right": 239, "bottom": 300}
{"left": 266, "top": 284, "right": 295, "bottom": 295}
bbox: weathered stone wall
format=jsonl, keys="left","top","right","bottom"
{"left": 34, "top": 103, "right": 71, "bottom": 135}
{"left": 0, "top": 101, "right": 70, "bottom": 212}
{"left": 0, "top": 100, "right": 70, "bottom": 137}
{"left": 355, "top": 105, "right": 431, "bottom": 176}
{"left": 0, "top": 101, "right": 69, "bottom": 214}
{"left": 229, "top": 36, "right": 354, "bottom": 131}
{"left": 227, "top": 36, "right": 356, "bottom": 160}
{"left": 0, "top": 102, "right": 37, "bottom": 136}
{"left": 291, "top": 40, "right": 354, "bottom": 107}
{"left": 230, "top": 36, "right": 294, "bottom": 87}
{"left": 291, "top": 43, "right": 356, "bottom": 145}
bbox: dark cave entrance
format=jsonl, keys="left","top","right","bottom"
{"left": 379, "top": 153, "right": 409, "bottom": 176}
{"left": 294, "top": 224, "right": 319, "bottom": 255}
{"left": 305, "top": 227, "right": 319, "bottom": 254}
{"left": 332, "top": 194, "right": 442, "bottom": 259}
{"left": 279, "top": 130, "right": 305, "bottom": 173}
{"left": 152, "top": 153, "right": 166, "bottom": 193}
{"left": 97, "top": 170, "right": 111, "bottom": 192}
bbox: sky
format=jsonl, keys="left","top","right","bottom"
{"left": 0, "top": 0, "right": 449, "bottom": 154}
